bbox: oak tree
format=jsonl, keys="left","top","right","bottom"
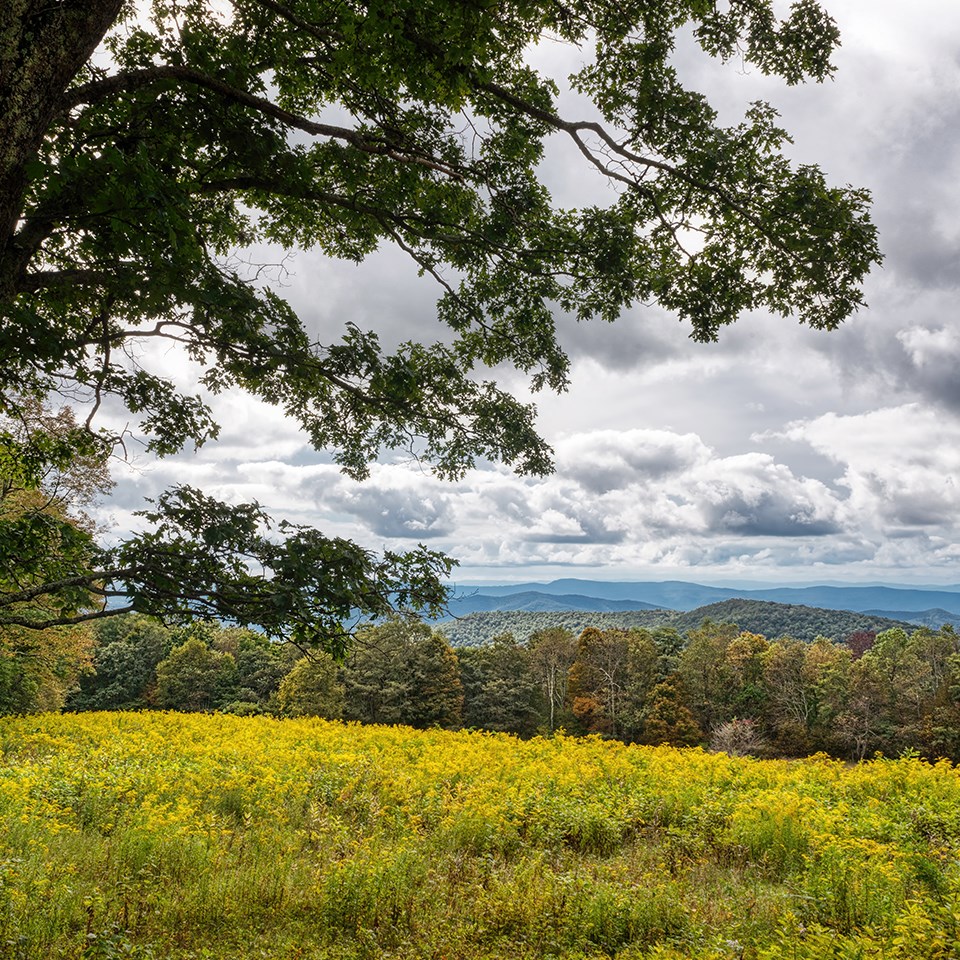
{"left": 1, "top": 0, "right": 880, "bottom": 649}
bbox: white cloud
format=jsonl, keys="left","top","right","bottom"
{"left": 774, "top": 405, "right": 960, "bottom": 539}
{"left": 897, "top": 327, "right": 960, "bottom": 367}
{"left": 555, "top": 428, "right": 708, "bottom": 492}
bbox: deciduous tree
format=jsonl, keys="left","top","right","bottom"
{"left": 677, "top": 619, "right": 740, "bottom": 731}
{"left": 0, "top": 622, "right": 93, "bottom": 713}
{"left": 643, "top": 675, "right": 702, "bottom": 748}
{"left": 154, "top": 635, "right": 236, "bottom": 711}
{"left": 341, "top": 617, "right": 463, "bottom": 729}
{"left": 277, "top": 653, "right": 344, "bottom": 718}
{"left": 528, "top": 627, "right": 577, "bottom": 732}
{"left": 459, "top": 632, "right": 539, "bottom": 735}
{"left": 67, "top": 613, "right": 174, "bottom": 710}
{"left": 1, "top": 0, "right": 880, "bottom": 647}
{"left": 0, "top": 397, "right": 112, "bottom": 628}
{"left": 568, "top": 627, "right": 655, "bottom": 738}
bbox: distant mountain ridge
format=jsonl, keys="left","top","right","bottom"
{"left": 666, "top": 599, "right": 913, "bottom": 641}
{"left": 863, "top": 608, "right": 960, "bottom": 630}
{"left": 446, "top": 578, "right": 960, "bottom": 619}
{"left": 443, "top": 590, "right": 663, "bottom": 616}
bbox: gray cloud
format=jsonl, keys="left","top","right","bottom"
{"left": 554, "top": 305, "right": 688, "bottom": 373}
{"left": 556, "top": 429, "right": 706, "bottom": 493}
{"left": 705, "top": 490, "right": 842, "bottom": 537}
{"left": 330, "top": 485, "right": 454, "bottom": 539}
{"left": 895, "top": 325, "right": 960, "bottom": 413}
{"left": 87, "top": 2, "right": 960, "bottom": 587}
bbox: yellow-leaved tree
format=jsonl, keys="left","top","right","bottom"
{"left": 0, "top": 398, "right": 111, "bottom": 712}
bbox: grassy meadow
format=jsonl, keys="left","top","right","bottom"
{"left": 2, "top": 713, "right": 960, "bottom": 959}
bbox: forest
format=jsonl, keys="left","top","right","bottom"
{"left": 440, "top": 601, "right": 914, "bottom": 646}
{"left": 8, "top": 609, "right": 959, "bottom": 764}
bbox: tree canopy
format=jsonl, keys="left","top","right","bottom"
{"left": 0, "top": 0, "right": 880, "bottom": 650}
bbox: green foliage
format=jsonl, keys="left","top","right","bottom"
{"left": 68, "top": 615, "right": 295, "bottom": 714}
{"left": 669, "top": 599, "right": 913, "bottom": 642}
{"left": 643, "top": 675, "right": 703, "bottom": 747}
{"left": 832, "top": 626, "right": 960, "bottom": 760}
{"left": 442, "top": 610, "right": 670, "bottom": 646}
{"left": 0, "top": 398, "right": 112, "bottom": 632}
{"left": 277, "top": 653, "right": 344, "bottom": 718}
{"left": 459, "top": 633, "right": 539, "bottom": 735}
{"left": 154, "top": 636, "right": 236, "bottom": 712}
{"left": 0, "top": 623, "right": 93, "bottom": 714}
{"left": 218, "top": 627, "right": 299, "bottom": 709}
{"left": 342, "top": 617, "right": 463, "bottom": 729}
{"left": 53, "top": 609, "right": 960, "bottom": 764}
{"left": 440, "top": 602, "right": 913, "bottom": 648}
{"left": 67, "top": 614, "right": 175, "bottom": 711}
{"left": 528, "top": 626, "right": 578, "bottom": 732}
{"left": 0, "top": 398, "right": 105, "bottom": 713}
{"left": 113, "top": 487, "right": 454, "bottom": 656}
{"left": 677, "top": 619, "right": 741, "bottom": 732}
{"left": 1, "top": 0, "right": 880, "bottom": 643}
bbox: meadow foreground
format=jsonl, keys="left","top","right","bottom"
{"left": 2, "top": 712, "right": 959, "bottom": 959}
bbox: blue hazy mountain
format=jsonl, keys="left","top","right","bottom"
{"left": 863, "top": 608, "right": 960, "bottom": 629}
{"left": 443, "top": 590, "right": 662, "bottom": 616}
{"left": 449, "top": 579, "right": 960, "bottom": 617}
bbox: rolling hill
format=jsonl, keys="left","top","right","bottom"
{"left": 439, "top": 599, "right": 915, "bottom": 647}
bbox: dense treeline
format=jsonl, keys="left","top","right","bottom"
{"left": 4, "top": 612, "right": 960, "bottom": 762}
{"left": 441, "top": 601, "right": 913, "bottom": 646}
{"left": 441, "top": 610, "right": 668, "bottom": 646}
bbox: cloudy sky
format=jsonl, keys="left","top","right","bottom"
{"left": 99, "top": 0, "right": 960, "bottom": 588}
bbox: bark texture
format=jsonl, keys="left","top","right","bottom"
{"left": 0, "top": 0, "right": 123, "bottom": 296}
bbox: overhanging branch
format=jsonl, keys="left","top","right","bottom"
{"left": 64, "top": 65, "right": 465, "bottom": 180}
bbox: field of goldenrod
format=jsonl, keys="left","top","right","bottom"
{"left": 2, "top": 712, "right": 960, "bottom": 959}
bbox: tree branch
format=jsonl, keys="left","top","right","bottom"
{"left": 0, "top": 604, "right": 136, "bottom": 630}
{"left": 64, "top": 65, "right": 465, "bottom": 179}
{"left": 0, "top": 566, "right": 138, "bottom": 609}
{"left": 476, "top": 78, "right": 777, "bottom": 252}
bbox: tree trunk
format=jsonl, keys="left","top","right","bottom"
{"left": 0, "top": 0, "right": 123, "bottom": 297}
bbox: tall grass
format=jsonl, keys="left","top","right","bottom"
{"left": 1, "top": 713, "right": 960, "bottom": 958}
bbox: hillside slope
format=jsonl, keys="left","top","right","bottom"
{"left": 440, "top": 599, "right": 914, "bottom": 646}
